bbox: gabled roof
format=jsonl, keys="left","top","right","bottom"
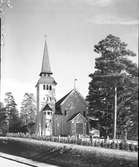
{"left": 42, "top": 104, "right": 52, "bottom": 111}
{"left": 40, "top": 40, "right": 52, "bottom": 76}
{"left": 60, "top": 89, "right": 87, "bottom": 106}
{"left": 67, "top": 112, "right": 87, "bottom": 122}
{"left": 55, "top": 90, "right": 72, "bottom": 114}
{"left": 67, "top": 112, "right": 80, "bottom": 121}
{"left": 55, "top": 89, "right": 87, "bottom": 115}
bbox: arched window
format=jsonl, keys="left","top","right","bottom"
{"left": 47, "top": 85, "right": 49, "bottom": 90}
{"left": 50, "top": 85, "right": 52, "bottom": 90}
{"left": 64, "top": 110, "right": 67, "bottom": 116}
{"left": 43, "top": 84, "right": 45, "bottom": 90}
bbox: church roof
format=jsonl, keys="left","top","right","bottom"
{"left": 42, "top": 104, "right": 52, "bottom": 111}
{"left": 36, "top": 75, "right": 57, "bottom": 86}
{"left": 67, "top": 112, "right": 80, "bottom": 121}
{"left": 55, "top": 90, "right": 72, "bottom": 114}
{"left": 67, "top": 112, "right": 87, "bottom": 122}
{"left": 55, "top": 89, "right": 87, "bottom": 115}
{"left": 40, "top": 40, "right": 52, "bottom": 76}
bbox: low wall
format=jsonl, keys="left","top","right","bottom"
{"left": 0, "top": 137, "right": 138, "bottom": 167}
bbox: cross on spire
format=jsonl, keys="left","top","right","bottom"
{"left": 44, "top": 34, "right": 47, "bottom": 40}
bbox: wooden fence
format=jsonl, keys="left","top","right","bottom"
{"left": 7, "top": 133, "right": 138, "bottom": 152}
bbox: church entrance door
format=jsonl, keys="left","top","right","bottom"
{"left": 76, "top": 123, "right": 83, "bottom": 135}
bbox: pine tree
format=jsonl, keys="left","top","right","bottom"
{"left": 86, "top": 34, "right": 138, "bottom": 139}
{"left": 4, "top": 92, "right": 19, "bottom": 132}
{"left": 0, "top": 102, "right": 4, "bottom": 109}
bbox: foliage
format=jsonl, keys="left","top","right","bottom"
{"left": 20, "top": 93, "right": 36, "bottom": 133}
{"left": 4, "top": 92, "right": 20, "bottom": 132}
{"left": 0, "top": 102, "right": 4, "bottom": 109}
{"left": 0, "top": 107, "right": 9, "bottom": 135}
{"left": 86, "top": 34, "right": 138, "bottom": 139}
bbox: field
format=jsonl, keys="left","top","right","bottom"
{"left": 0, "top": 137, "right": 138, "bottom": 167}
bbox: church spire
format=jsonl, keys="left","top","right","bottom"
{"left": 40, "top": 39, "right": 52, "bottom": 76}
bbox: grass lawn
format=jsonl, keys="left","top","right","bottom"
{"left": 0, "top": 137, "right": 138, "bottom": 167}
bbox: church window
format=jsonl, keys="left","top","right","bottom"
{"left": 50, "top": 85, "right": 52, "bottom": 90}
{"left": 47, "top": 85, "right": 49, "bottom": 90}
{"left": 43, "top": 84, "right": 45, "bottom": 90}
{"left": 48, "top": 111, "right": 51, "bottom": 115}
{"left": 64, "top": 110, "right": 67, "bottom": 116}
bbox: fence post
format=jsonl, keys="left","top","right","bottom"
{"left": 90, "top": 135, "right": 92, "bottom": 146}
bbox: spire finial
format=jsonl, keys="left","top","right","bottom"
{"left": 74, "top": 78, "right": 78, "bottom": 90}
{"left": 44, "top": 34, "right": 47, "bottom": 40}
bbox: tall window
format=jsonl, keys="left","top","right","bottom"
{"left": 43, "top": 84, "right": 52, "bottom": 90}
{"left": 48, "top": 111, "right": 51, "bottom": 115}
{"left": 64, "top": 110, "right": 67, "bottom": 116}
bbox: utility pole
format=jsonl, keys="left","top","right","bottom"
{"left": 0, "top": 0, "right": 12, "bottom": 102}
{"left": 0, "top": 16, "right": 1, "bottom": 101}
{"left": 94, "top": 73, "right": 125, "bottom": 139}
{"left": 114, "top": 86, "right": 117, "bottom": 139}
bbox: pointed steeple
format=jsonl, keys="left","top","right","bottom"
{"left": 40, "top": 40, "right": 52, "bottom": 76}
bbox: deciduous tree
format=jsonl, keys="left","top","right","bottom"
{"left": 20, "top": 93, "right": 36, "bottom": 134}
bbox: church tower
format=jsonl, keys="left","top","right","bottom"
{"left": 36, "top": 39, "right": 57, "bottom": 136}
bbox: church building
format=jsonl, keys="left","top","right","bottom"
{"left": 36, "top": 40, "right": 88, "bottom": 136}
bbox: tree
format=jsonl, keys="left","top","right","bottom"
{"left": 20, "top": 93, "right": 36, "bottom": 134}
{"left": 0, "top": 102, "right": 9, "bottom": 135}
{"left": 86, "top": 34, "right": 138, "bottom": 139}
{"left": 4, "top": 92, "right": 19, "bottom": 132}
{"left": 0, "top": 107, "right": 9, "bottom": 136}
{"left": 0, "top": 102, "right": 4, "bottom": 109}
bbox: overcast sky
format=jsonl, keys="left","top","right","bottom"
{"left": 1, "top": 0, "right": 138, "bottom": 108}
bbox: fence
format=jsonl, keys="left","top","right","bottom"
{"left": 7, "top": 133, "right": 138, "bottom": 152}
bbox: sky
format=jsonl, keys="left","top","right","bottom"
{"left": 1, "top": 0, "right": 138, "bottom": 109}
